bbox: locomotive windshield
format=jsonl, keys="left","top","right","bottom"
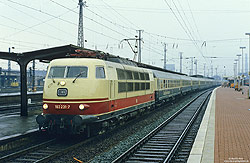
{"left": 48, "top": 66, "right": 88, "bottom": 78}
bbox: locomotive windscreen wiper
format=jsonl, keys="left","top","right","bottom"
{"left": 72, "top": 72, "right": 83, "bottom": 83}
{"left": 51, "top": 76, "right": 55, "bottom": 83}
{"left": 48, "top": 74, "right": 56, "bottom": 83}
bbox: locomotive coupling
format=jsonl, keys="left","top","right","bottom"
{"left": 36, "top": 114, "right": 46, "bottom": 125}
{"left": 72, "top": 115, "right": 83, "bottom": 126}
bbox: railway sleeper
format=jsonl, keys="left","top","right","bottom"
{"left": 133, "top": 153, "right": 166, "bottom": 158}
{"left": 128, "top": 157, "right": 164, "bottom": 162}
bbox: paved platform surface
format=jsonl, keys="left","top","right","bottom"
{"left": 0, "top": 91, "right": 43, "bottom": 97}
{"left": 188, "top": 86, "right": 250, "bottom": 163}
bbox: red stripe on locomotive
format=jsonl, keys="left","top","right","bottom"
{"left": 43, "top": 93, "right": 154, "bottom": 115}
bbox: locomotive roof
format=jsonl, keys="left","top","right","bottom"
{"left": 49, "top": 58, "right": 105, "bottom": 65}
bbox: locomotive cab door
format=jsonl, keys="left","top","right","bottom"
{"left": 107, "top": 66, "right": 116, "bottom": 100}
{"left": 110, "top": 80, "right": 115, "bottom": 100}
{"left": 107, "top": 65, "right": 116, "bottom": 111}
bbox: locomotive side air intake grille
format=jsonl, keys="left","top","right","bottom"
{"left": 57, "top": 88, "right": 68, "bottom": 97}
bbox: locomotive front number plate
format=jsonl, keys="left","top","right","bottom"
{"left": 55, "top": 104, "right": 71, "bottom": 109}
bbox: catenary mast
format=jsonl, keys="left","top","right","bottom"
{"left": 77, "top": 0, "right": 86, "bottom": 48}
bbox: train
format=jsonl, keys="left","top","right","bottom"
{"left": 36, "top": 49, "right": 219, "bottom": 135}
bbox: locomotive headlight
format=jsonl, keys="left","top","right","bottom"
{"left": 79, "top": 104, "right": 85, "bottom": 110}
{"left": 43, "top": 103, "right": 48, "bottom": 110}
{"left": 60, "top": 81, "right": 66, "bottom": 86}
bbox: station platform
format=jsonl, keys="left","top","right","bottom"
{"left": 0, "top": 109, "right": 41, "bottom": 140}
{"left": 188, "top": 86, "right": 250, "bottom": 163}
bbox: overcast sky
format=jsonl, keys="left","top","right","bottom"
{"left": 0, "top": 0, "right": 250, "bottom": 77}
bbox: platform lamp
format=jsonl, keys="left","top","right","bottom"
{"left": 237, "top": 54, "right": 241, "bottom": 89}
{"left": 234, "top": 62, "right": 237, "bottom": 88}
{"left": 240, "top": 47, "right": 246, "bottom": 87}
{"left": 234, "top": 59, "right": 238, "bottom": 89}
{"left": 245, "top": 33, "right": 250, "bottom": 98}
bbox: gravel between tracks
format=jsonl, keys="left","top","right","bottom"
{"left": 49, "top": 91, "right": 204, "bottom": 163}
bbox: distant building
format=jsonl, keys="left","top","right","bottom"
{"left": 166, "top": 64, "right": 175, "bottom": 72}
{"left": 0, "top": 68, "right": 46, "bottom": 90}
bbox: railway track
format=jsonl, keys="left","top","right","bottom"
{"left": 0, "top": 139, "right": 57, "bottom": 163}
{"left": 0, "top": 135, "right": 87, "bottom": 163}
{"left": 112, "top": 90, "right": 212, "bottom": 163}
{"left": 0, "top": 102, "right": 42, "bottom": 116}
{"left": 171, "top": 92, "right": 210, "bottom": 162}
{"left": 0, "top": 130, "right": 100, "bottom": 163}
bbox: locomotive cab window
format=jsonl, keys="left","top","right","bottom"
{"left": 96, "top": 67, "right": 105, "bottom": 78}
{"left": 48, "top": 66, "right": 65, "bottom": 78}
{"left": 66, "top": 66, "right": 88, "bottom": 78}
{"left": 48, "top": 66, "right": 88, "bottom": 78}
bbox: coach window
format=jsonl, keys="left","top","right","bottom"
{"left": 96, "top": 67, "right": 105, "bottom": 79}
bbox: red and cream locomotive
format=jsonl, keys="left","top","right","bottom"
{"left": 36, "top": 49, "right": 218, "bottom": 135}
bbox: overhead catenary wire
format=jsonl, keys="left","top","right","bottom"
{"left": 186, "top": 0, "right": 202, "bottom": 41}
{"left": 89, "top": 5, "right": 250, "bottom": 14}
{"left": 175, "top": 0, "right": 197, "bottom": 40}
{"left": 85, "top": 8, "right": 135, "bottom": 36}
{"left": 171, "top": 0, "right": 204, "bottom": 55}
{"left": 164, "top": 0, "right": 207, "bottom": 65}
{"left": 100, "top": 0, "right": 141, "bottom": 30}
